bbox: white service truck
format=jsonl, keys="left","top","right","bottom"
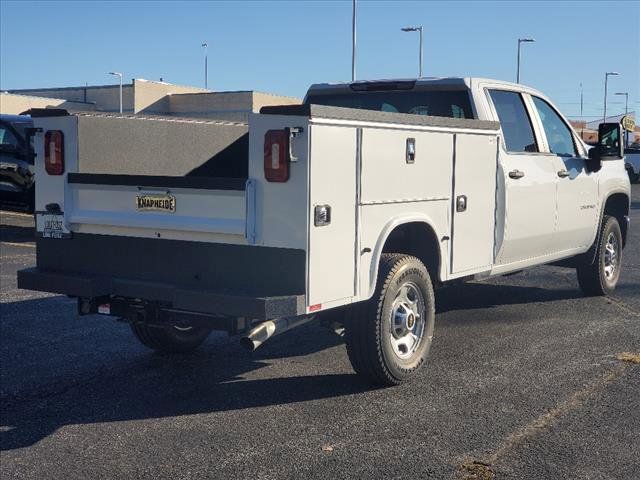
{"left": 18, "top": 78, "right": 631, "bottom": 386}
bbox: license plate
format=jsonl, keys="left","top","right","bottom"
{"left": 135, "top": 194, "right": 176, "bottom": 213}
{"left": 37, "top": 213, "right": 71, "bottom": 239}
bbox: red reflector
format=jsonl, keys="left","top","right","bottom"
{"left": 264, "top": 129, "right": 289, "bottom": 182}
{"left": 44, "top": 130, "right": 65, "bottom": 175}
{"left": 309, "top": 304, "right": 322, "bottom": 312}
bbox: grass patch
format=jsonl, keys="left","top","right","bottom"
{"left": 617, "top": 352, "right": 640, "bottom": 364}
{"left": 459, "top": 461, "right": 495, "bottom": 480}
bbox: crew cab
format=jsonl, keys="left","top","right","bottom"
{"left": 18, "top": 78, "right": 631, "bottom": 386}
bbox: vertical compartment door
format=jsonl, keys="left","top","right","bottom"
{"left": 307, "top": 125, "right": 357, "bottom": 307}
{"left": 451, "top": 134, "right": 498, "bottom": 274}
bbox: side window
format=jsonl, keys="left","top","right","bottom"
{"left": 489, "top": 90, "right": 538, "bottom": 153}
{"left": 0, "top": 123, "right": 19, "bottom": 148}
{"left": 532, "top": 97, "right": 577, "bottom": 157}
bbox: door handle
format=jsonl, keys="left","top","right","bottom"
{"left": 557, "top": 169, "right": 570, "bottom": 178}
{"left": 508, "top": 169, "right": 525, "bottom": 179}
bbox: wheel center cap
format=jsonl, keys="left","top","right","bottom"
{"left": 406, "top": 313, "right": 415, "bottom": 329}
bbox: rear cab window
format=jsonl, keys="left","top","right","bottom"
{"left": 488, "top": 90, "right": 538, "bottom": 153}
{"left": 305, "top": 88, "right": 475, "bottom": 119}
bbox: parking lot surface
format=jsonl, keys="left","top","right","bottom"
{"left": 1, "top": 187, "right": 639, "bottom": 480}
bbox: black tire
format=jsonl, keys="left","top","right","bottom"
{"left": 577, "top": 215, "right": 623, "bottom": 296}
{"left": 130, "top": 323, "right": 211, "bottom": 353}
{"left": 628, "top": 170, "right": 639, "bottom": 184}
{"left": 345, "top": 254, "right": 435, "bottom": 387}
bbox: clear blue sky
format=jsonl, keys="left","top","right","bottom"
{"left": 1, "top": 0, "right": 638, "bottom": 119}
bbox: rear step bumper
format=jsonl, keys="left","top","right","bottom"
{"left": 17, "top": 267, "right": 305, "bottom": 320}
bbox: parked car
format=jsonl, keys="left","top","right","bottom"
{"left": 18, "top": 78, "right": 630, "bottom": 387}
{"left": 624, "top": 147, "right": 640, "bottom": 183}
{"left": 0, "top": 114, "right": 35, "bottom": 211}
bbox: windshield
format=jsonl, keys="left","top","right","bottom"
{"left": 305, "top": 89, "right": 474, "bottom": 119}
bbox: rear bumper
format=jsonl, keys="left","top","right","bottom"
{"left": 17, "top": 267, "right": 305, "bottom": 320}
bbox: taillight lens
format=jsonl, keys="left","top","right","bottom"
{"left": 45, "top": 130, "right": 65, "bottom": 175}
{"left": 264, "top": 130, "right": 289, "bottom": 182}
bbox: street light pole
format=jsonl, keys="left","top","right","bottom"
{"left": 516, "top": 38, "right": 535, "bottom": 83}
{"left": 580, "top": 82, "right": 584, "bottom": 140}
{"left": 108, "top": 71, "right": 123, "bottom": 114}
{"left": 351, "top": 0, "right": 357, "bottom": 81}
{"left": 603, "top": 71, "right": 619, "bottom": 123}
{"left": 202, "top": 43, "right": 208, "bottom": 89}
{"left": 401, "top": 26, "right": 423, "bottom": 77}
{"left": 615, "top": 91, "right": 629, "bottom": 146}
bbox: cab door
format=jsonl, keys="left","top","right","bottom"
{"left": 529, "top": 96, "right": 598, "bottom": 251}
{"left": 487, "top": 89, "right": 558, "bottom": 266}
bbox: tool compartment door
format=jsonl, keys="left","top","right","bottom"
{"left": 451, "top": 133, "right": 498, "bottom": 274}
{"left": 307, "top": 124, "right": 357, "bottom": 307}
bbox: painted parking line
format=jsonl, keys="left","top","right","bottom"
{"left": 0, "top": 211, "right": 33, "bottom": 219}
{"left": 0, "top": 242, "right": 36, "bottom": 248}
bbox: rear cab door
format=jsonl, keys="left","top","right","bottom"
{"left": 480, "top": 84, "right": 558, "bottom": 268}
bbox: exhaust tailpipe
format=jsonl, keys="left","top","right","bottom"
{"left": 240, "top": 315, "right": 315, "bottom": 351}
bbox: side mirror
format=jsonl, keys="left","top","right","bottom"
{"left": 596, "top": 122, "right": 624, "bottom": 160}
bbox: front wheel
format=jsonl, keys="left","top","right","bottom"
{"left": 130, "top": 323, "right": 211, "bottom": 353}
{"left": 577, "top": 215, "right": 623, "bottom": 296}
{"left": 345, "top": 254, "right": 435, "bottom": 387}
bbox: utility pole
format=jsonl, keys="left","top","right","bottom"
{"left": 351, "top": 0, "right": 357, "bottom": 81}
{"left": 108, "top": 72, "right": 123, "bottom": 114}
{"left": 516, "top": 38, "right": 535, "bottom": 83}
{"left": 603, "top": 71, "right": 619, "bottom": 123}
{"left": 202, "top": 42, "right": 208, "bottom": 89}
{"left": 580, "top": 82, "right": 584, "bottom": 140}
{"left": 401, "top": 26, "right": 424, "bottom": 78}
{"left": 615, "top": 91, "right": 629, "bottom": 147}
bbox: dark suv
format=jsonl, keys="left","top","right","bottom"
{"left": 0, "top": 114, "right": 34, "bottom": 211}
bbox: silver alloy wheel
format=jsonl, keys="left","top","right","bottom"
{"left": 390, "top": 282, "right": 426, "bottom": 359}
{"left": 603, "top": 232, "right": 619, "bottom": 281}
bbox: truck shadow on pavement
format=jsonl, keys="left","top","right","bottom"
{"left": 0, "top": 297, "right": 367, "bottom": 451}
{"left": 436, "top": 281, "right": 583, "bottom": 314}
{"left": 1, "top": 278, "right": 584, "bottom": 451}
{"left": 0, "top": 223, "right": 35, "bottom": 243}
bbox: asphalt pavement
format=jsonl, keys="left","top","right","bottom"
{"left": 1, "top": 188, "right": 638, "bottom": 480}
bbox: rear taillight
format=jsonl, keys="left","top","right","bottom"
{"left": 44, "top": 130, "right": 65, "bottom": 175}
{"left": 264, "top": 129, "right": 289, "bottom": 182}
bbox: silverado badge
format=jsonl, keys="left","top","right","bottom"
{"left": 135, "top": 194, "right": 176, "bottom": 213}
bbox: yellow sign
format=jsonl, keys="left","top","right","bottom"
{"left": 621, "top": 115, "right": 635, "bottom": 132}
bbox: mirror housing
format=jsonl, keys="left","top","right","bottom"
{"left": 594, "top": 123, "right": 624, "bottom": 160}
{"left": 586, "top": 122, "right": 624, "bottom": 171}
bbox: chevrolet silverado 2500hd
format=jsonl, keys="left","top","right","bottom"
{"left": 18, "top": 78, "right": 631, "bottom": 387}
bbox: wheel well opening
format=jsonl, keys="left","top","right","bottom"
{"left": 382, "top": 222, "right": 441, "bottom": 281}
{"left": 604, "top": 193, "right": 629, "bottom": 246}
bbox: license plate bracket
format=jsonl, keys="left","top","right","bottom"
{"left": 37, "top": 213, "right": 71, "bottom": 239}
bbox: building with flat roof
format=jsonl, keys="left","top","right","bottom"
{"left": 5, "top": 79, "right": 300, "bottom": 122}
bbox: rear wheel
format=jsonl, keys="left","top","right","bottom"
{"left": 627, "top": 167, "right": 639, "bottom": 184}
{"left": 130, "top": 323, "right": 211, "bottom": 353}
{"left": 345, "top": 254, "right": 435, "bottom": 387}
{"left": 577, "top": 215, "right": 623, "bottom": 296}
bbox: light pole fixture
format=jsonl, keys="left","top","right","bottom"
{"left": 516, "top": 37, "right": 535, "bottom": 83}
{"left": 108, "top": 71, "right": 123, "bottom": 114}
{"left": 401, "top": 26, "right": 424, "bottom": 78}
{"left": 603, "top": 71, "right": 619, "bottom": 122}
{"left": 351, "top": 0, "right": 357, "bottom": 81}
{"left": 615, "top": 91, "right": 629, "bottom": 146}
{"left": 202, "top": 42, "right": 208, "bottom": 89}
